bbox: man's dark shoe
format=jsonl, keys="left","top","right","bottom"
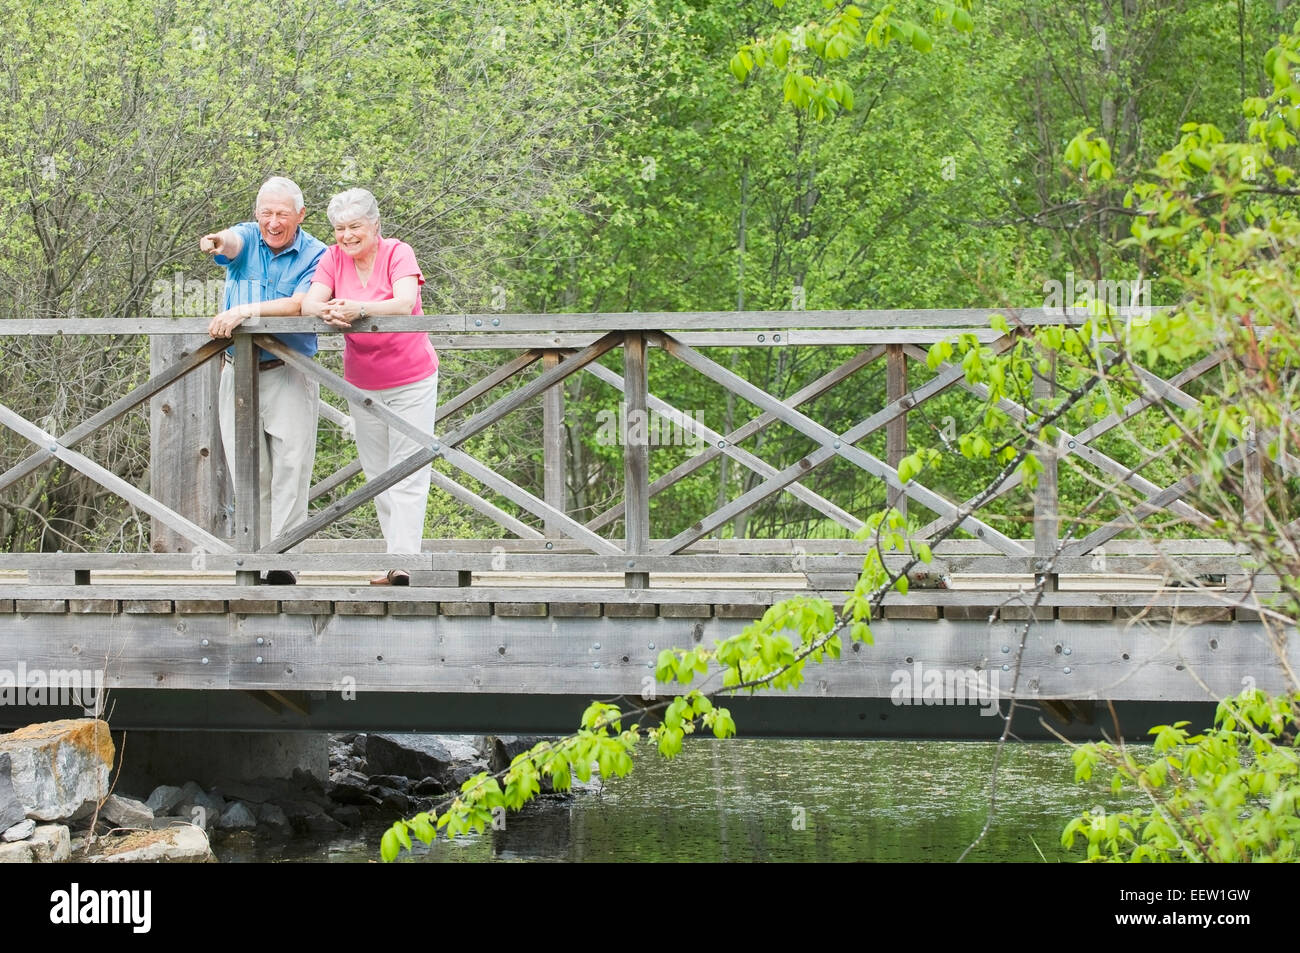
{"left": 265, "top": 569, "right": 297, "bottom": 585}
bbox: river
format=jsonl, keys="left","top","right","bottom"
{"left": 215, "top": 738, "right": 1132, "bottom": 862}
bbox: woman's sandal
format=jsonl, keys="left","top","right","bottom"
{"left": 369, "top": 569, "right": 410, "bottom": 586}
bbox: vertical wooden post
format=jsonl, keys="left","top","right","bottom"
{"left": 623, "top": 332, "right": 650, "bottom": 589}
{"left": 233, "top": 334, "right": 261, "bottom": 586}
{"left": 148, "top": 334, "right": 230, "bottom": 552}
{"left": 886, "top": 344, "right": 908, "bottom": 518}
{"left": 542, "top": 350, "right": 567, "bottom": 536}
{"left": 1033, "top": 349, "right": 1058, "bottom": 591}
{"left": 1243, "top": 419, "right": 1265, "bottom": 529}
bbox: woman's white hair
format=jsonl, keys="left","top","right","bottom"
{"left": 327, "top": 188, "right": 381, "bottom": 227}
{"left": 256, "top": 176, "right": 305, "bottom": 212}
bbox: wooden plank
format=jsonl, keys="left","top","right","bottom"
{"left": 886, "top": 344, "right": 908, "bottom": 516}
{"left": 388, "top": 601, "right": 440, "bottom": 616}
{"left": 407, "top": 571, "right": 460, "bottom": 587}
{"left": 123, "top": 600, "right": 173, "bottom": 614}
{"left": 232, "top": 334, "right": 261, "bottom": 582}
{"left": 715, "top": 604, "right": 764, "bottom": 619}
{"left": 604, "top": 603, "right": 657, "bottom": 617}
{"left": 1059, "top": 606, "right": 1113, "bottom": 621}
{"left": 1033, "top": 349, "right": 1058, "bottom": 584}
{"left": 426, "top": 471, "right": 544, "bottom": 540}
{"left": 336, "top": 601, "right": 387, "bottom": 616}
{"left": 16, "top": 600, "right": 67, "bottom": 613}
{"left": 658, "top": 604, "right": 713, "bottom": 618}
{"left": 0, "top": 402, "right": 232, "bottom": 554}
{"left": 149, "top": 335, "right": 230, "bottom": 552}
{"left": 543, "top": 350, "right": 567, "bottom": 537}
{"left": 309, "top": 459, "right": 361, "bottom": 501}
{"left": 281, "top": 600, "right": 333, "bottom": 615}
{"left": 884, "top": 605, "right": 939, "bottom": 620}
{"left": 548, "top": 603, "right": 602, "bottom": 617}
{"left": 229, "top": 599, "right": 279, "bottom": 615}
{"left": 440, "top": 602, "right": 491, "bottom": 616}
{"left": 623, "top": 332, "right": 650, "bottom": 588}
{"left": 176, "top": 600, "right": 226, "bottom": 614}
{"left": 69, "top": 599, "right": 118, "bottom": 614}
{"left": 0, "top": 599, "right": 14, "bottom": 613}
{"left": 494, "top": 602, "right": 547, "bottom": 617}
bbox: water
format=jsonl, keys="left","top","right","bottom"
{"left": 215, "top": 739, "right": 1131, "bottom": 862}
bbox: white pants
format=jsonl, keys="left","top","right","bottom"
{"left": 218, "top": 361, "right": 319, "bottom": 545}
{"left": 349, "top": 372, "right": 438, "bottom": 555}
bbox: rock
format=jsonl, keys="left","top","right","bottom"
{"left": 216, "top": 802, "right": 257, "bottom": 831}
{"left": 368, "top": 774, "right": 411, "bottom": 792}
{"left": 0, "top": 841, "right": 33, "bottom": 863}
{"left": 172, "top": 781, "right": 204, "bottom": 812}
{"left": 365, "top": 734, "right": 481, "bottom": 785}
{"left": 300, "top": 812, "right": 344, "bottom": 834}
{"left": 0, "top": 754, "right": 24, "bottom": 832}
{"left": 193, "top": 790, "right": 226, "bottom": 816}
{"left": 100, "top": 795, "right": 153, "bottom": 829}
{"left": 482, "top": 735, "right": 552, "bottom": 774}
{"left": 327, "top": 768, "right": 373, "bottom": 805}
{"left": 412, "top": 777, "right": 445, "bottom": 796}
{"left": 280, "top": 799, "right": 343, "bottom": 834}
{"left": 350, "top": 734, "right": 368, "bottom": 758}
{"left": 254, "top": 803, "right": 292, "bottom": 838}
{"left": 3, "top": 818, "right": 35, "bottom": 841}
{"left": 83, "top": 825, "right": 215, "bottom": 863}
{"left": 29, "top": 824, "right": 70, "bottom": 863}
{"left": 368, "top": 786, "right": 409, "bottom": 814}
{"left": 145, "top": 784, "right": 185, "bottom": 815}
{"left": 0, "top": 719, "right": 113, "bottom": 821}
{"left": 329, "top": 805, "right": 361, "bottom": 828}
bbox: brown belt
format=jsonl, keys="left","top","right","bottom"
{"left": 223, "top": 354, "right": 285, "bottom": 372}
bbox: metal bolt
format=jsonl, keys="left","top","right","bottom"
{"left": 757, "top": 333, "right": 765, "bottom": 343}
{"left": 256, "top": 656, "right": 264, "bottom": 664}
{"left": 1001, "top": 664, "right": 1009, "bottom": 672}
{"left": 235, "top": 558, "right": 244, "bottom": 566}
{"left": 1067, "top": 440, "right": 1076, "bottom": 449}
{"left": 626, "top": 560, "right": 635, "bottom": 569}
{"left": 491, "top": 318, "right": 500, "bottom": 327}
{"left": 474, "top": 318, "right": 483, "bottom": 327}
{"left": 256, "top": 637, "right": 264, "bottom": 646}
{"left": 833, "top": 440, "right": 841, "bottom": 449}
{"left": 545, "top": 542, "right": 553, "bottom": 550}
{"left": 201, "top": 638, "right": 209, "bottom": 647}
{"left": 592, "top": 662, "right": 600, "bottom": 669}
{"left": 717, "top": 439, "right": 726, "bottom": 448}
{"left": 1063, "top": 666, "right": 1072, "bottom": 675}
{"left": 430, "top": 441, "right": 440, "bottom": 452}
{"left": 648, "top": 642, "right": 655, "bottom": 650}
{"left": 593, "top": 642, "right": 601, "bottom": 650}
{"left": 1001, "top": 645, "right": 1010, "bottom": 654}
{"left": 773, "top": 334, "right": 781, "bottom": 342}
{"left": 48, "top": 444, "right": 58, "bottom": 453}
{"left": 201, "top": 657, "right": 209, "bottom": 665}
{"left": 1063, "top": 647, "right": 1072, "bottom": 656}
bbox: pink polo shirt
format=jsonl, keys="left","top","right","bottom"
{"left": 312, "top": 238, "right": 439, "bottom": 390}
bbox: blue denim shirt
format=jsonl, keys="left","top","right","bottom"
{"left": 215, "top": 222, "right": 326, "bottom": 361}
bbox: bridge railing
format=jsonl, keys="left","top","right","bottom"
{"left": 0, "top": 309, "right": 1263, "bottom": 594}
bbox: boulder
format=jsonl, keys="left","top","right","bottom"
{"left": 216, "top": 802, "right": 257, "bottom": 831}
{"left": 368, "top": 786, "right": 409, "bottom": 814}
{"left": 350, "top": 734, "right": 368, "bottom": 759}
{"left": 254, "top": 803, "right": 292, "bottom": 838}
{"left": 328, "top": 805, "right": 361, "bottom": 828}
{"left": 100, "top": 795, "right": 153, "bottom": 829}
{"left": 327, "top": 768, "right": 373, "bottom": 805}
{"left": 145, "top": 784, "right": 185, "bottom": 815}
{"left": 3, "top": 818, "right": 35, "bottom": 842}
{"left": 29, "top": 824, "right": 70, "bottom": 863}
{"left": 0, "top": 754, "right": 24, "bottom": 832}
{"left": 0, "top": 841, "right": 33, "bottom": 863}
{"left": 83, "top": 825, "right": 215, "bottom": 863}
{"left": 192, "top": 790, "right": 226, "bottom": 816}
{"left": 365, "top": 734, "right": 481, "bottom": 785}
{"left": 0, "top": 720, "right": 113, "bottom": 821}
{"left": 481, "top": 736, "right": 552, "bottom": 774}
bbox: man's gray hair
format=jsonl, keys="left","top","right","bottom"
{"left": 256, "top": 176, "right": 305, "bottom": 212}
{"left": 327, "top": 188, "right": 381, "bottom": 227}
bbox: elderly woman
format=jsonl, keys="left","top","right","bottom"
{"left": 301, "top": 189, "right": 439, "bottom": 585}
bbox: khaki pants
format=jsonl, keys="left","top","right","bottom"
{"left": 348, "top": 372, "right": 439, "bottom": 555}
{"left": 218, "top": 361, "right": 319, "bottom": 546}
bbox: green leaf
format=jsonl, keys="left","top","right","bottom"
{"left": 380, "top": 827, "right": 402, "bottom": 863}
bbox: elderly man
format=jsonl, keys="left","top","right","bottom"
{"left": 201, "top": 176, "right": 327, "bottom": 584}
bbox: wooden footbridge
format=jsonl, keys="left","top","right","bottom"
{"left": 0, "top": 310, "right": 1290, "bottom": 739}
